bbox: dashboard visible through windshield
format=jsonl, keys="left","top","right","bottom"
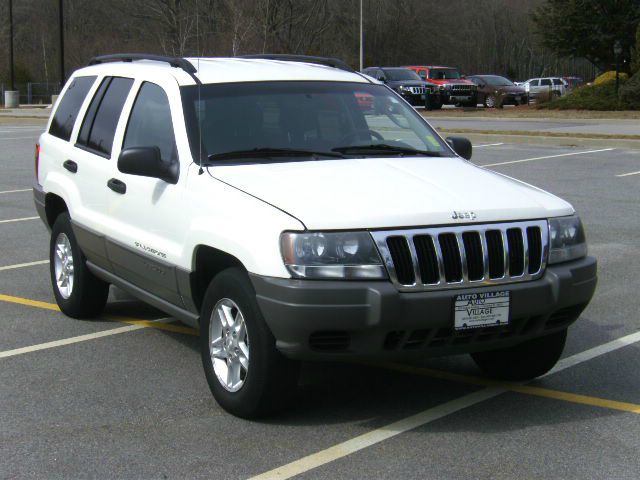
{"left": 180, "top": 81, "right": 452, "bottom": 164}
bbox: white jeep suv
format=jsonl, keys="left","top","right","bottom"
{"left": 34, "top": 54, "right": 597, "bottom": 418}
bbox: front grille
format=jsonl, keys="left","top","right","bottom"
{"left": 371, "top": 220, "right": 548, "bottom": 291}
{"left": 450, "top": 84, "right": 476, "bottom": 92}
{"left": 406, "top": 86, "right": 426, "bottom": 95}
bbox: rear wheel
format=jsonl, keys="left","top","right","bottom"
{"left": 199, "top": 268, "right": 299, "bottom": 418}
{"left": 471, "top": 329, "right": 567, "bottom": 381}
{"left": 50, "top": 213, "right": 109, "bottom": 318}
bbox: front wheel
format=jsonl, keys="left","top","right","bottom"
{"left": 484, "top": 94, "right": 496, "bottom": 108}
{"left": 471, "top": 329, "right": 567, "bottom": 381}
{"left": 50, "top": 212, "right": 109, "bottom": 318}
{"left": 200, "top": 268, "right": 300, "bottom": 418}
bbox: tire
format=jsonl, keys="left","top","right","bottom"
{"left": 471, "top": 329, "right": 567, "bottom": 381}
{"left": 50, "top": 212, "right": 109, "bottom": 318}
{"left": 484, "top": 94, "right": 496, "bottom": 108}
{"left": 199, "top": 267, "right": 300, "bottom": 418}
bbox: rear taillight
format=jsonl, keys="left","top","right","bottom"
{"left": 35, "top": 143, "right": 40, "bottom": 184}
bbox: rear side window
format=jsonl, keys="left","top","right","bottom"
{"left": 49, "top": 76, "right": 96, "bottom": 141}
{"left": 552, "top": 78, "right": 563, "bottom": 85}
{"left": 540, "top": 79, "right": 552, "bottom": 86}
{"left": 123, "top": 82, "right": 176, "bottom": 162}
{"left": 77, "top": 77, "right": 134, "bottom": 157}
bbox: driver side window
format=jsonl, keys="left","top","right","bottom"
{"left": 124, "top": 82, "right": 177, "bottom": 162}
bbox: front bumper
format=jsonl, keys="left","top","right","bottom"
{"left": 442, "top": 91, "right": 477, "bottom": 104}
{"left": 251, "top": 256, "right": 597, "bottom": 360}
{"left": 502, "top": 93, "right": 527, "bottom": 105}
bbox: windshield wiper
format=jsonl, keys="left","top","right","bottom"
{"left": 207, "top": 147, "right": 346, "bottom": 162}
{"left": 332, "top": 143, "right": 443, "bottom": 157}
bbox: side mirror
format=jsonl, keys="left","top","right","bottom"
{"left": 445, "top": 136, "right": 472, "bottom": 160}
{"left": 118, "top": 146, "right": 179, "bottom": 184}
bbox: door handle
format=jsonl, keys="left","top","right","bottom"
{"left": 63, "top": 160, "right": 78, "bottom": 173}
{"left": 107, "top": 178, "right": 126, "bottom": 194}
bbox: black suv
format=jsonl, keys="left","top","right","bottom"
{"left": 362, "top": 67, "right": 441, "bottom": 109}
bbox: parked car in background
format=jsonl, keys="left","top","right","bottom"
{"left": 519, "top": 77, "right": 567, "bottom": 99}
{"left": 405, "top": 65, "right": 477, "bottom": 108}
{"left": 361, "top": 67, "right": 441, "bottom": 108}
{"left": 467, "top": 75, "right": 527, "bottom": 108}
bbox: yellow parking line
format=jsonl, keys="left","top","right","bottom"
{"left": 0, "top": 293, "right": 59, "bottom": 311}
{"left": 377, "top": 363, "right": 640, "bottom": 415}
{"left": 0, "top": 293, "right": 198, "bottom": 336}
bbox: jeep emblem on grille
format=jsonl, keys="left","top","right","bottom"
{"left": 452, "top": 211, "right": 476, "bottom": 220}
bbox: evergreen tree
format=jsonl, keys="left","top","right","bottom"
{"left": 532, "top": 0, "right": 640, "bottom": 72}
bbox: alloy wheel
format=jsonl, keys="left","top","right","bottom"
{"left": 209, "top": 298, "right": 250, "bottom": 392}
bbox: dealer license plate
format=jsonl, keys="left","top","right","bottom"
{"left": 420, "top": 94, "right": 426, "bottom": 100}
{"left": 515, "top": 96, "right": 521, "bottom": 101}
{"left": 454, "top": 291, "right": 510, "bottom": 330}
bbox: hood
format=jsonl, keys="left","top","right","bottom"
{"left": 210, "top": 157, "right": 574, "bottom": 230}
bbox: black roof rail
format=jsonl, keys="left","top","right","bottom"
{"left": 87, "top": 53, "right": 201, "bottom": 84}
{"left": 239, "top": 54, "right": 355, "bottom": 73}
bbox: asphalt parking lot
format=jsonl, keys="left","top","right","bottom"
{"left": 1, "top": 120, "right": 639, "bottom": 479}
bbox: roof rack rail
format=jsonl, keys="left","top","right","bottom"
{"left": 239, "top": 54, "right": 354, "bottom": 73}
{"left": 87, "top": 53, "right": 201, "bottom": 84}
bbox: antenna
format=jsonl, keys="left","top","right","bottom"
{"left": 196, "top": 0, "right": 204, "bottom": 175}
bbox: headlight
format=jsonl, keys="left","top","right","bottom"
{"left": 548, "top": 216, "right": 587, "bottom": 264}
{"left": 280, "top": 231, "right": 386, "bottom": 279}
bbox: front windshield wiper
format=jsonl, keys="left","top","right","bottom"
{"left": 332, "top": 143, "right": 443, "bottom": 157}
{"left": 208, "top": 147, "right": 346, "bottom": 162}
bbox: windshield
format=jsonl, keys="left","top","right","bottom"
{"left": 482, "top": 76, "right": 515, "bottom": 87}
{"left": 181, "top": 82, "right": 452, "bottom": 163}
{"left": 384, "top": 69, "right": 421, "bottom": 81}
{"left": 428, "top": 69, "right": 461, "bottom": 80}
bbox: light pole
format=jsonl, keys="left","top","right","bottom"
{"left": 359, "top": 0, "right": 363, "bottom": 72}
{"left": 59, "top": 0, "right": 65, "bottom": 86}
{"left": 9, "top": 0, "right": 14, "bottom": 91}
{"left": 4, "top": 0, "right": 19, "bottom": 108}
{"left": 614, "top": 40, "right": 622, "bottom": 94}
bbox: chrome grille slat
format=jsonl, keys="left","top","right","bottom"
{"left": 432, "top": 235, "right": 446, "bottom": 284}
{"left": 455, "top": 232, "right": 469, "bottom": 283}
{"left": 501, "top": 229, "right": 510, "bottom": 277}
{"left": 522, "top": 228, "right": 529, "bottom": 275}
{"left": 406, "top": 236, "right": 423, "bottom": 285}
{"left": 480, "top": 232, "right": 490, "bottom": 280}
{"left": 371, "top": 220, "right": 548, "bottom": 292}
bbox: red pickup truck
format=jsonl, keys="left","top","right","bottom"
{"left": 405, "top": 66, "right": 477, "bottom": 108}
